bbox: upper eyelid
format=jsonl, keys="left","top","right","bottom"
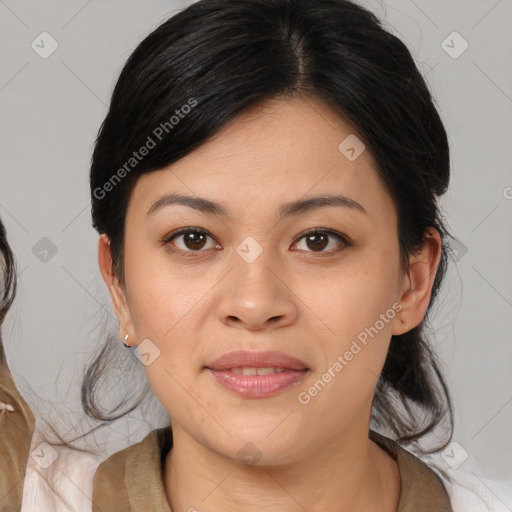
{"left": 292, "top": 229, "right": 351, "bottom": 250}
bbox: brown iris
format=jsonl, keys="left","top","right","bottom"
{"left": 305, "top": 233, "right": 328, "bottom": 251}
{"left": 183, "top": 232, "right": 208, "bottom": 250}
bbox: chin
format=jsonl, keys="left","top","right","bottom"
{"left": 203, "top": 420, "right": 305, "bottom": 466}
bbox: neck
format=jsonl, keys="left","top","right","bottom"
{"left": 163, "top": 420, "right": 401, "bottom": 512}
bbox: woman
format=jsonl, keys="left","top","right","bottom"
{"left": 86, "top": 0, "right": 458, "bottom": 510}
{"left": 0, "top": 219, "right": 36, "bottom": 510}
{"left": 0, "top": 220, "right": 100, "bottom": 512}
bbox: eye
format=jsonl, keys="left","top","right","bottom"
{"left": 163, "top": 228, "right": 220, "bottom": 252}
{"left": 292, "top": 228, "right": 351, "bottom": 253}
{"left": 162, "top": 227, "right": 351, "bottom": 255}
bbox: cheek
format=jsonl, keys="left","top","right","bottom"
{"left": 295, "top": 268, "right": 399, "bottom": 433}
{"left": 301, "top": 253, "right": 401, "bottom": 399}
{"left": 125, "top": 274, "right": 208, "bottom": 417}
{"left": 312, "top": 259, "right": 399, "bottom": 338}
{"left": 122, "top": 249, "right": 214, "bottom": 394}
{"left": 123, "top": 242, "right": 206, "bottom": 339}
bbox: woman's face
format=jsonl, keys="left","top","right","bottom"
{"left": 101, "top": 96, "right": 436, "bottom": 464}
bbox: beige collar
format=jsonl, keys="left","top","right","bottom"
{"left": 92, "top": 427, "right": 452, "bottom": 511}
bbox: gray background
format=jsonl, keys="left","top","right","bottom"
{"left": 0, "top": 0, "right": 511, "bottom": 487}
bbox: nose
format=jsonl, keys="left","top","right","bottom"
{"left": 215, "top": 249, "right": 298, "bottom": 332}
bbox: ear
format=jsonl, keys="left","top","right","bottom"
{"left": 98, "top": 234, "right": 135, "bottom": 345}
{"left": 392, "top": 228, "right": 442, "bottom": 336}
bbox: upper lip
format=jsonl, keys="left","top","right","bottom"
{"left": 206, "top": 350, "right": 309, "bottom": 371}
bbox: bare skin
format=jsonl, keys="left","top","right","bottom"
{"left": 99, "top": 96, "right": 441, "bottom": 511}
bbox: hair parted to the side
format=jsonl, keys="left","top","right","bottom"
{"left": 85, "top": 0, "right": 455, "bottom": 461}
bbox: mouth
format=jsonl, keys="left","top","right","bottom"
{"left": 205, "top": 350, "right": 309, "bottom": 398}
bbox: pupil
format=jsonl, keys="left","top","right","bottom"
{"left": 185, "top": 233, "right": 205, "bottom": 250}
{"left": 307, "top": 234, "right": 327, "bottom": 251}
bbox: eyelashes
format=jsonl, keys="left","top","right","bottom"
{"left": 161, "top": 227, "right": 352, "bottom": 256}
{"left": 162, "top": 227, "right": 220, "bottom": 252}
{"left": 293, "top": 227, "right": 351, "bottom": 253}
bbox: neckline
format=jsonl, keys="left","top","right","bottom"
{"left": 105, "top": 427, "right": 452, "bottom": 512}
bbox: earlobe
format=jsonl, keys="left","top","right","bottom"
{"left": 97, "top": 234, "right": 135, "bottom": 341}
{"left": 391, "top": 229, "right": 442, "bottom": 336}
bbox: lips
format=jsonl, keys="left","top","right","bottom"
{"left": 205, "top": 350, "right": 309, "bottom": 399}
{"left": 206, "top": 350, "right": 309, "bottom": 372}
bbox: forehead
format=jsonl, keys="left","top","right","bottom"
{"left": 130, "top": 96, "right": 397, "bottom": 225}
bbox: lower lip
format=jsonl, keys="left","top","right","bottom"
{"left": 207, "top": 369, "right": 308, "bottom": 398}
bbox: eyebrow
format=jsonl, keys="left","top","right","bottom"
{"left": 147, "top": 192, "right": 368, "bottom": 218}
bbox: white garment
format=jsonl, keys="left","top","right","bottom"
{"left": 423, "top": 449, "right": 512, "bottom": 512}
{"left": 444, "top": 472, "right": 512, "bottom": 511}
{"left": 20, "top": 423, "right": 102, "bottom": 512}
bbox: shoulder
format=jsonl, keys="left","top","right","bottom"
{"left": 92, "top": 430, "right": 154, "bottom": 509}
{"left": 21, "top": 425, "right": 102, "bottom": 512}
{"left": 92, "top": 426, "right": 172, "bottom": 512}
{"left": 370, "top": 430, "right": 512, "bottom": 512}
{"left": 370, "top": 430, "right": 452, "bottom": 511}
{"left": 93, "top": 427, "right": 170, "bottom": 478}
{"left": 429, "top": 453, "right": 512, "bottom": 512}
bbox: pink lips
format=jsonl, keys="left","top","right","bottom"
{"left": 205, "top": 350, "right": 309, "bottom": 399}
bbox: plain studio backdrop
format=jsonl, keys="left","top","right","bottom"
{"left": 0, "top": 0, "right": 511, "bottom": 501}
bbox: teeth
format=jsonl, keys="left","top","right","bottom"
{"left": 256, "top": 367, "right": 278, "bottom": 375}
{"left": 230, "top": 367, "right": 286, "bottom": 375}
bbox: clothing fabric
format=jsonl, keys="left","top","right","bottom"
{"left": 2, "top": 365, "right": 507, "bottom": 512}
{"left": 91, "top": 427, "right": 453, "bottom": 511}
{"left": 9, "top": 419, "right": 511, "bottom": 511}
{"left": 0, "top": 361, "right": 101, "bottom": 512}
{"left": 0, "top": 363, "right": 35, "bottom": 511}
{"left": 20, "top": 422, "right": 101, "bottom": 512}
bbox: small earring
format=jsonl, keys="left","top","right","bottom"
{"left": 122, "top": 334, "right": 131, "bottom": 348}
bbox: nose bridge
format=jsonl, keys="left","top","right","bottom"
{"left": 232, "top": 235, "right": 280, "bottom": 305}
{"left": 236, "top": 241, "right": 275, "bottom": 292}
{"left": 216, "top": 235, "right": 297, "bottom": 329}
